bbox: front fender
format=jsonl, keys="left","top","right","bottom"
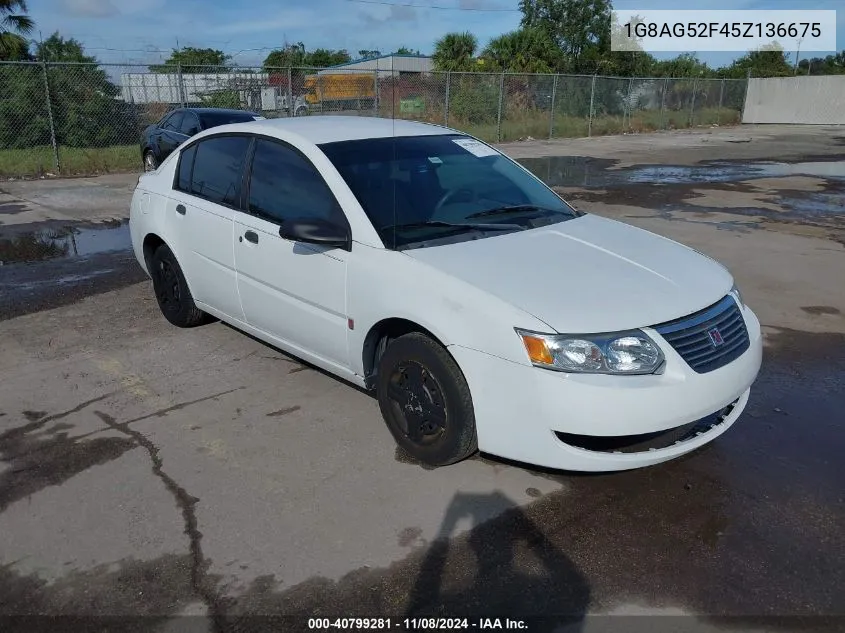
{"left": 346, "top": 243, "right": 550, "bottom": 376}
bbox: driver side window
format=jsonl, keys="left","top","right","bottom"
{"left": 247, "top": 139, "right": 344, "bottom": 226}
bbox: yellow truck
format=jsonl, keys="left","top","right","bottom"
{"left": 303, "top": 73, "right": 378, "bottom": 110}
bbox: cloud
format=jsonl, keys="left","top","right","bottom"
{"left": 59, "top": 0, "right": 166, "bottom": 17}
{"left": 360, "top": 4, "right": 417, "bottom": 27}
{"left": 205, "top": 10, "right": 312, "bottom": 35}
{"left": 60, "top": 0, "right": 118, "bottom": 17}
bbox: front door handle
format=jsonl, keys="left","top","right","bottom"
{"left": 244, "top": 230, "right": 259, "bottom": 244}
{"left": 175, "top": 204, "right": 186, "bottom": 215}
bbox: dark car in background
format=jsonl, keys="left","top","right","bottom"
{"left": 141, "top": 108, "right": 263, "bottom": 171}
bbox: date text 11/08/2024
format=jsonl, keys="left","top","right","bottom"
{"left": 307, "top": 618, "right": 529, "bottom": 630}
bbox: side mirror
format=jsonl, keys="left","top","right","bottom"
{"left": 279, "top": 218, "right": 350, "bottom": 251}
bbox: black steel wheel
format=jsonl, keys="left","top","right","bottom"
{"left": 377, "top": 332, "right": 477, "bottom": 466}
{"left": 150, "top": 244, "right": 205, "bottom": 328}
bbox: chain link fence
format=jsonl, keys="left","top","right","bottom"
{"left": 0, "top": 61, "right": 748, "bottom": 177}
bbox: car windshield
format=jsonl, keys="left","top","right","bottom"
{"left": 198, "top": 111, "right": 258, "bottom": 129}
{"left": 318, "top": 134, "right": 579, "bottom": 249}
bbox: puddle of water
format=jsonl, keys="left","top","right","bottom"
{"left": 0, "top": 221, "right": 131, "bottom": 265}
{"left": 518, "top": 156, "right": 845, "bottom": 188}
{"left": 778, "top": 191, "right": 845, "bottom": 219}
{"left": 0, "top": 201, "right": 28, "bottom": 215}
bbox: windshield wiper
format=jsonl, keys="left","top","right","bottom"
{"left": 466, "top": 204, "right": 567, "bottom": 219}
{"left": 385, "top": 220, "right": 522, "bottom": 232}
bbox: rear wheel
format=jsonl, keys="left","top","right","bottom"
{"left": 376, "top": 332, "right": 477, "bottom": 466}
{"left": 143, "top": 150, "right": 158, "bottom": 172}
{"left": 150, "top": 244, "right": 205, "bottom": 328}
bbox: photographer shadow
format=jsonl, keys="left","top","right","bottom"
{"left": 404, "top": 491, "right": 589, "bottom": 633}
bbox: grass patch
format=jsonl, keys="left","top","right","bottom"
{"left": 0, "top": 145, "right": 141, "bottom": 178}
{"left": 0, "top": 107, "right": 740, "bottom": 177}
{"left": 395, "top": 107, "right": 741, "bottom": 144}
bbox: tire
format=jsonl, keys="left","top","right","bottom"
{"left": 150, "top": 244, "right": 205, "bottom": 328}
{"left": 376, "top": 332, "right": 477, "bottom": 466}
{"left": 143, "top": 150, "right": 158, "bottom": 172}
{"left": 295, "top": 106, "right": 308, "bottom": 117}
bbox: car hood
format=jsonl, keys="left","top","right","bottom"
{"left": 403, "top": 214, "right": 733, "bottom": 333}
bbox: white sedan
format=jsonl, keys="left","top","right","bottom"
{"left": 129, "top": 116, "right": 762, "bottom": 472}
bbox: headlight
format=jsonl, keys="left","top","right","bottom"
{"left": 730, "top": 283, "right": 744, "bottom": 308}
{"left": 515, "top": 328, "right": 664, "bottom": 375}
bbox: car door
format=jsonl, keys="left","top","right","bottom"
{"left": 233, "top": 137, "right": 350, "bottom": 370}
{"left": 168, "top": 134, "right": 252, "bottom": 322}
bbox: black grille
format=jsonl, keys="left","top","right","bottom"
{"left": 653, "top": 295, "right": 750, "bottom": 374}
{"left": 555, "top": 399, "right": 738, "bottom": 454}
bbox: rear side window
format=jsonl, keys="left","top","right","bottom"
{"left": 199, "top": 111, "right": 257, "bottom": 129}
{"left": 179, "top": 112, "right": 200, "bottom": 136}
{"left": 189, "top": 136, "right": 251, "bottom": 207}
{"left": 247, "top": 138, "right": 343, "bottom": 225}
{"left": 176, "top": 144, "right": 196, "bottom": 192}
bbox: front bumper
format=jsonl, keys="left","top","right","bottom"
{"left": 449, "top": 306, "right": 763, "bottom": 472}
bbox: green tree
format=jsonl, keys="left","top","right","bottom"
{"left": 432, "top": 31, "right": 478, "bottom": 71}
{"left": 263, "top": 44, "right": 350, "bottom": 68}
{"left": 36, "top": 32, "right": 93, "bottom": 62}
{"left": 358, "top": 49, "right": 381, "bottom": 59}
{"left": 601, "top": 13, "right": 657, "bottom": 77}
{"left": 395, "top": 46, "right": 420, "bottom": 55}
{"left": 719, "top": 44, "right": 793, "bottom": 78}
{"left": 0, "top": 0, "right": 33, "bottom": 60}
{"left": 150, "top": 47, "right": 230, "bottom": 72}
{"left": 0, "top": 32, "right": 135, "bottom": 152}
{"left": 519, "top": 0, "right": 611, "bottom": 72}
{"left": 0, "top": 31, "right": 28, "bottom": 59}
{"left": 307, "top": 48, "right": 350, "bottom": 67}
{"left": 482, "top": 27, "right": 561, "bottom": 73}
{"left": 263, "top": 42, "right": 307, "bottom": 68}
{"left": 652, "top": 53, "right": 710, "bottom": 78}
{"left": 201, "top": 89, "right": 241, "bottom": 109}
{"left": 798, "top": 52, "right": 845, "bottom": 75}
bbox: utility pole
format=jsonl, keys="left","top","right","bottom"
{"left": 793, "top": 38, "right": 802, "bottom": 75}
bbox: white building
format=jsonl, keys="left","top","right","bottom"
{"left": 120, "top": 71, "right": 271, "bottom": 106}
{"left": 317, "top": 54, "right": 433, "bottom": 78}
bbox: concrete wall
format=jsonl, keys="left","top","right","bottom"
{"left": 743, "top": 76, "right": 845, "bottom": 124}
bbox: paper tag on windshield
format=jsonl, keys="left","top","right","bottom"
{"left": 452, "top": 138, "right": 499, "bottom": 157}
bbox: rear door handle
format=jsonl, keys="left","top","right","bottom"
{"left": 175, "top": 204, "right": 186, "bottom": 215}
{"left": 244, "top": 230, "right": 259, "bottom": 244}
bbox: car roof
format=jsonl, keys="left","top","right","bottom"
{"left": 183, "top": 107, "right": 258, "bottom": 116}
{"left": 208, "top": 116, "right": 458, "bottom": 145}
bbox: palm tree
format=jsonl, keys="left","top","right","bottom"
{"left": 483, "top": 28, "right": 561, "bottom": 73}
{"left": 432, "top": 32, "right": 478, "bottom": 72}
{"left": 0, "top": 0, "right": 34, "bottom": 60}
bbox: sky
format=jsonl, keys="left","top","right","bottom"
{"left": 26, "top": 0, "right": 844, "bottom": 69}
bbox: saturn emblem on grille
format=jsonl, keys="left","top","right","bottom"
{"left": 708, "top": 327, "right": 724, "bottom": 347}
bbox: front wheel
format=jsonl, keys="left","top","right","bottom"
{"left": 150, "top": 244, "right": 205, "bottom": 328}
{"left": 376, "top": 333, "right": 477, "bottom": 466}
